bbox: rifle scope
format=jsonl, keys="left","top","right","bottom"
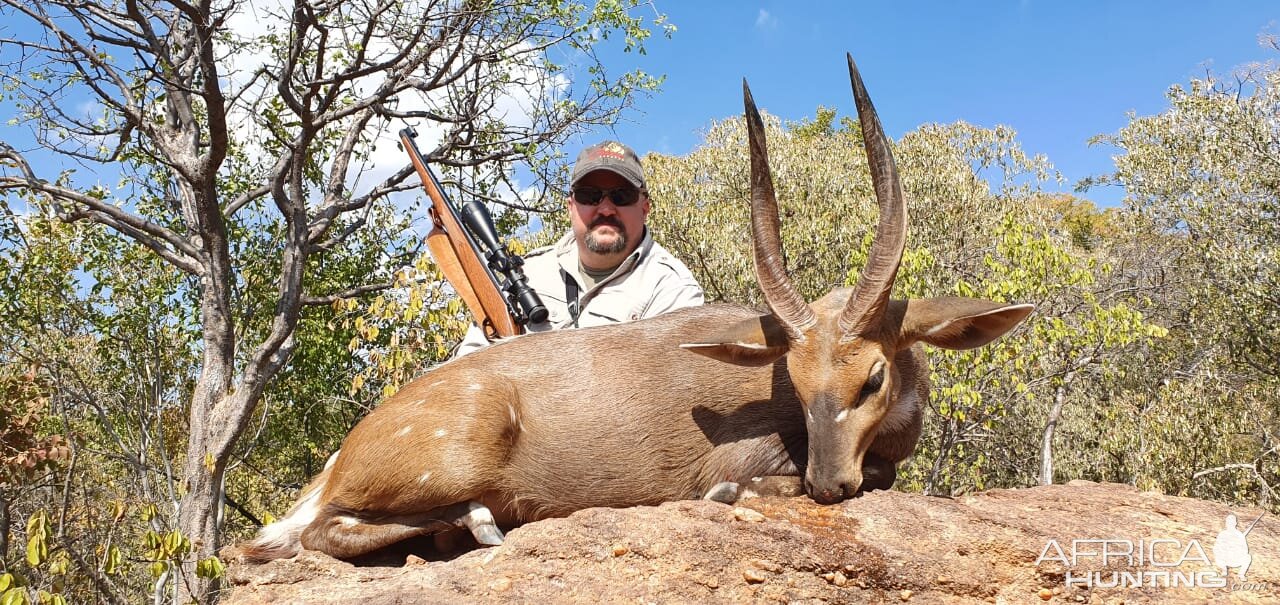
{"left": 459, "top": 200, "right": 549, "bottom": 325}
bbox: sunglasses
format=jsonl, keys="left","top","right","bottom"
{"left": 572, "top": 186, "right": 643, "bottom": 207}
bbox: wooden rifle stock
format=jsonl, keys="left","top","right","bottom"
{"left": 399, "top": 129, "right": 520, "bottom": 340}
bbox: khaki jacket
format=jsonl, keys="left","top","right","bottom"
{"left": 456, "top": 228, "right": 704, "bottom": 356}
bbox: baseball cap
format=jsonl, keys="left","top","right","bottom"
{"left": 571, "top": 141, "right": 645, "bottom": 189}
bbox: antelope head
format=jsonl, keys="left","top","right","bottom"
{"left": 684, "top": 55, "right": 1034, "bottom": 504}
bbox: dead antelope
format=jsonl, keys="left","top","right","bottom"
{"left": 242, "top": 55, "right": 1033, "bottom": 561}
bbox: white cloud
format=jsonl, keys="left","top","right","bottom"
{"left": 755, "top": 9, "right": 778, "bottom": 30}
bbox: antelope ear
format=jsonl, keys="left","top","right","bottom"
{"left": 900, "top": 297, "right": 1034, "bottom": 350}
{"left": 681, "top": 314, "right": 791, "bottom": 367}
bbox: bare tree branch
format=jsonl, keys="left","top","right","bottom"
{"left": 301, "top": 282, "right": 395, "bottom": 306}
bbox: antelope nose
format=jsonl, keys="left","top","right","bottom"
{"left": 812, "top": 488, "right": 844, "bottom": 505}
{"left": 805, "top": 478, "right": 846, "bottom": 505}
{"left": 806, "top": 476, "right": 859, "bottom": 505}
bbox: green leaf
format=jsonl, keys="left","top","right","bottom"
{"left": 195, "top": 556, "right": 225, "bottom": 579}
{"left": 1, "top": 588, "right": 27, "bottom": 605}
{"left": 104, "top": 546, "right": 122, "bottom": 575}
{"left": 148, "top": 562, "right": 167, "bottom": 579}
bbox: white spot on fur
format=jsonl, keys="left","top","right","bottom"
{"left": 835, "top": 408, "right": 850, "bottom": 423}
{"left": 397, "top": 426, "right": 412, "bottom": 437}
{"left": 468, "top": 383, "right": 483, "bottom": 391}
{"left": 508, "top": 405, "right": 517, "bottom": 424}
{"left": 337, "top": 516, "right": 359, "bottom": 528}
{"left": 435, "top": 428, "right": 448, "bottom": 438}
{"left": 924, "top": 319, "right": 956, "bottom": 337}
{"left": 882, "top": 388, "right": 920, "bottom": 432}
{"left": 419, "top": 471, "right": 433, "bottom": 484}
{"left": 429, "top": 380, "right": 446, "bottom": 388}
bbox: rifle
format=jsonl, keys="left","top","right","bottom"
{"left": 399, "top": 127, "right": 547, "bottom": 341}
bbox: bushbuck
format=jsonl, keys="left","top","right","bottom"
{"left": 242, "top": 55, "right": 1033, "bottom": 561}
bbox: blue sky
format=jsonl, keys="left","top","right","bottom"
{"left": 574, "top": 2, "right": 1278, "bottom": 206}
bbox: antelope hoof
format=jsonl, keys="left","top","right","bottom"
{"left": 703, "top": 481, "right": 741, "bottom": 504}
{"left": 456, "top": 501, "right": 505, "bottom": 546}
{"left": 470, "top": 523, "right": 505, "bottom": 546}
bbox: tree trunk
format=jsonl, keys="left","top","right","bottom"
{"left": 1, "top": 488, "right": 9, "bottom": 562}
{"left": 176, "top": 451, "right": 226, "bottom": 603}
{"left": 175, "top": 237, "right": 238, "bottom": 604}
{"left": 1040, "top": 384, "right": 1067, "bottom": 486}
{"left": 173, "top": 180, "right": 303, "bottom": 602}
{"left": 1040, "top": 360, "right": 1088, "bottom": 486}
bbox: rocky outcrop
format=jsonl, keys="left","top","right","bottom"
{"left": 225, "top": 481, "right": 1277, "bottom": 603}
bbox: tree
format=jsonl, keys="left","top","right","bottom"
{"left": 0, "top": 0, "right": 669, "bottom": 600}
{"left": 1083, "top": 38, "right": 1280, "bottom": 506}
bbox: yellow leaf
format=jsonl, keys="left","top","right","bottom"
{"left": 25, "top": 533, "right": 46, "bottom": 567}
{"left": 104, "top": 546, "right": 122, "bottom": 575}
{"left": 108, "top": 500, "right": 126, "bottom": 521}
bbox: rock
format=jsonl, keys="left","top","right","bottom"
{"left": 225, "top": 482, "right": 1279, "bottom": 604}
{"left": 742, "top": 567, "right": 769, "bottom": 584}
{"left": 750, "top": 559, "right": 782, "bottom": 573}
{"left": 733, "top": 506, "right": 766, "bottom": 522}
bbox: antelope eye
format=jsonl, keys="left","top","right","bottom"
{"left": 860, "top": 368, "right": 884, "bottom": 398}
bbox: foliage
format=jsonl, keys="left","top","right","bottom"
{"left": 1090, "top": 56, "right": 1280, "bottom": 381}
{"left": 1081, "top": 39, "right": 1280, "bottom": 507}
{"left": 1, "top": 370, "right": 68, "bottom": 487}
